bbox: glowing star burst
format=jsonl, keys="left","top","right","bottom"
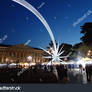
{"left": 41, "top": 43, "right": 71, "bottom": 64}
{"left": 12, "top": 0, "right": 71, "bottom": 65}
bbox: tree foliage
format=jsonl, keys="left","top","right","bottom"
{"left": 80, "top": 22, "right": 92, "bottom": 45}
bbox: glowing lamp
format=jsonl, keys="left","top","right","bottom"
{"left": 27, "top": 56, "right": 32, "bottom": 61}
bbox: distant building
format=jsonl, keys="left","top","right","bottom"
{"left": 0, "top": 44, "right": 46, "bottom": 63}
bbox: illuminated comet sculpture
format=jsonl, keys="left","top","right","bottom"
{"left": 12, "top": 0, "right": 71, "bottom": 64}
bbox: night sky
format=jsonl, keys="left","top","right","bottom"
{"left": 0, "top": 0, "right": 92, "bottom": 48}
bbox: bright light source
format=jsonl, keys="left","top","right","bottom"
{"left": 30, "top": 63, "right": 36, "bottom": 66}
{"left": 77, "top": 60, "right": 86, "bottom": 68}
{"left": 88, "top": 50, "right": 91, "bottom": 53}
{"left": 6, "top": 58, "right": 9, "bottom": 62}
{"left": 42, "top": 43, "right": 71, "bottom": 64}
{"left": 87, "top": 52, "right": 91, "bottom": 56}
{"left": 27, "top": 56, "right": 32, "bottom": 61}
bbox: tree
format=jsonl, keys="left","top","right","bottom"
{"left": 47, "top": 40, "right": 57, "bottom": 49}
{"left": 80, "top": 22, "right": 92, "bottom": 45}
{"left": 59, "top": 43, "right": 72, "bottom": 60}
{"left": 46, "top": 41, "right": 72, "bottom": 61}
{"left": 73, "top": 42, "right": 82, "bottom": 49}
{"left": 47, "top": 41, "right": 72, "bottom": 56}
{"left": 59, "top": 43, "right": 72, "bottom": 55}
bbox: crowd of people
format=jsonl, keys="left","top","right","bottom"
{"left": 0, "top": 64, "right": 92, "bottom": 83}
{"left": 86, "top": 64, "right": 92, "bottom": 82}
{"left": 0, "top": 64, "right": 68, "bottom": 83}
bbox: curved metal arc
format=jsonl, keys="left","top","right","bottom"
{"left": 12, "top": 0, "right": 56, "bottom": 50}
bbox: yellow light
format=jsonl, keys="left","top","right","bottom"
{"left": 6, "top": 58, "right": 9, "bottom": 62}
{"left": 87, "top": 53, "right": 90, "bottom": 56}
{"left": 88, "top": 50, "right": 91, "bottom": 53}
{"left": 30, "top": 63, "right": 36, "bottom": 66}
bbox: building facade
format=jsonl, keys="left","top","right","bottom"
{"left": 0, "top": 44, "right": 46, "bottom": 64}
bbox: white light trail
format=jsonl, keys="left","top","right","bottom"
{"left": 12, "top": 0, "right": 56, "bottom": 51}
{"left": 12, "top": 0, "right": 71, "bottom": 64}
